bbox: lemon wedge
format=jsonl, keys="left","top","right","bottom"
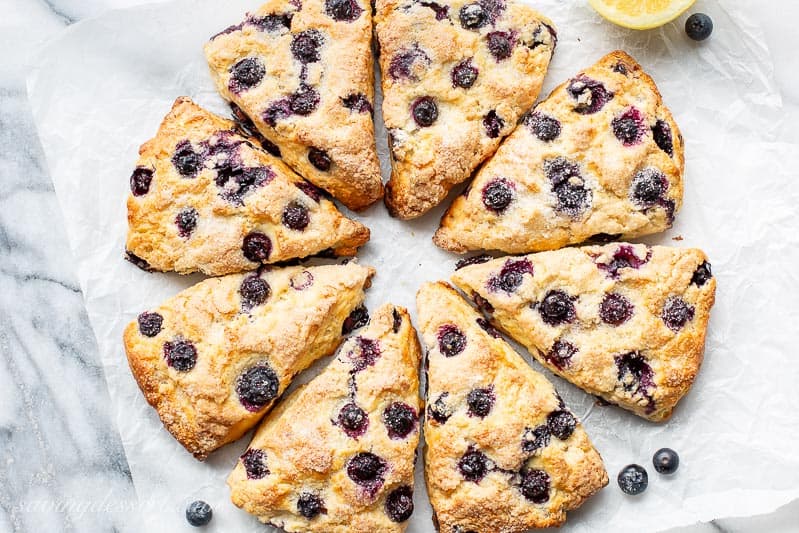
{"left": 588, "top": 0, "right": 696, "bottom": 30}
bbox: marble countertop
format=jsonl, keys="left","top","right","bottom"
{"left": 1, "top": 0, "right": 797, "bottom": 531}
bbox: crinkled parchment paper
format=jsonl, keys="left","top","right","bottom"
{"left": 26, "top": 0, "right": 799, "bottom": 531}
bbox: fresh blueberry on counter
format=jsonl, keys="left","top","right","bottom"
{"left": 186, "top": 500, "right": 213, "bottom": 526}
{"left": 685, "top": 13, "right": 713, "bottom": 41}
{"left": 618, "top": 464, "right": 648, "bottom": 495}
{"left": 653, "top": 448, "right": 680, "bottom": 475}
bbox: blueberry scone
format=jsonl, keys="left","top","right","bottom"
{"left": 416, "top": 282, "right": 607, "bottom": 532}
{"left": 123, "top": 262, "right": 375, "bottom": 459}
{"left": 375, "top": 0, "right": 556, "bottom": 219}
{"left": 204, "top": 0, "right": 383, "bottom": 211}
{"left": 451, "top": 243, "right": 716, "bottom": 421}
{"left": 126, "top": 97, "right": 369, "bottom": 276}
{"left": 228, "top": 304, "right": 421, "bottom": 532}
{"left": 435, "top": 50, "right": 684, "bottom": 253}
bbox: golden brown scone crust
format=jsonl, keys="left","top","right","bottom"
{"left": 126, "top": 97, "right": 370, "bottom": 275}
{"left": 376, "top": 0, "right": 556, "bottom": 219}
{"left": 204, "top": 0, "right": 383, "bottom": 211}
{"left": 451, "top": 244, "right": 716, "bottom": 422}
{"left": 435, "top": 50, "right": 685, "bottom": 253}
{"left": 123, "top": 262, "right": 375, "bottom": 460}
{"left": 416, "top": 282, "right": 607, "bottom": 532}
{"left": 227, "top": 304, "right": 422, "bottom": 532}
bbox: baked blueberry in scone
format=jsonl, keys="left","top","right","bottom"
{"left": 416, "top": 282, "right": 607, "bottom": 532}
{"left": 123, "top": 262, "right": 375, "bottom": 460}
{"left": 435, "top": 50, "right": 684, "bottom": 253}
{"left": 227, "top": 304, "right": 421, "bottom": 532}
{"left": 126, "top": 97, "right": 369, "bottom": 276}
{"left": 204, "top": 0, "right": 383, "bottom": 211}
{"left": 375, "top": 0, "right": 556, "bottom": 219}
{"left": 451, "top": 244, "right": 716, "bottom": 422}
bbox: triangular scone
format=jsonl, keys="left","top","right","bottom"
{"left": 126, "top": 98, "right": 369, "bottom": 276}
{"left": 204, "top": 0, "right": 383, "bottom": 211}
{"left": 451, "top": 244, "right": 716, "bottom": 421}
{"left": 123, "top": 262, "right": 375, "bottom": 460}
{"left": 228, "top": 304, "right": 422, "bottom": 532}
{"left": 416, "top": 282, "right": 607, "bottom": 532}
{"left": 435, "top": 50, "right": 684, "bottom": 253}
{"left": 376, "top": 0, "right": 556, "bottom": 219}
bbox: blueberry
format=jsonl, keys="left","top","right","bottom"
{"left": 229, "top": 57, "right": 266, "bottom": 93}
{"left": 481, "top": 178, "right": 514, "bottom": 213}
{"left": 290, "top": 84, "right": 321, "bottom": 115}
{"left": 476, "top": 318, "right": 501, "bottom": 338}
{"left": 630, "top": 168, "right": 667, "bottom": 207}
{"left": 240, "top": 276, "right": 270, "bottom": 309}
{"left": 596, "top": 244, "right": 652, "bottom": 279}
{"left": 297, "top": 492, "right": 326, "bottom": 519}
{"left": 618, "top": 464, "right": 648, "bottom": 495}
{"left": 487, "top": 258, "right": 534, "bottom": 294}
{"left": 242, "top": 232, "right": 272, "bottom": 263}
{"left": 653, "top": 448, "right": 680, "bottom": 475}
{"left": 295, "top": 180, "right": 323, "bottom": 202}
{"left": 291, "top": 30, "right": 324, "bottom": 63}
{"left": 338, "top": 402, "right": 369, "bottom": 437}
{"left": 466, "top": 387, "right": 494, "bottom": 418}
{"left": 661, "top": 296, "right": 695, "bottom": 331}
{"left": 525, "top": 112, "right": 561, "bottom": 142}
{"left": 130, "top": 167, "right": 154, "bottom": 196}
{"left": 388, "top": 46, "right": 430, "bottom": 81}
{"left": 437, "top": 324, "right": 466, "bottom": 357}
{"left": 241, "top": 448, "right": 269, "bottom": 479}
{"left": 538, "top": 290, "right": 576, "bottom": 326}
{"left": 458, "top": 448, "right": 489, "bottom": 482}
{"left": 385, "top": 486, "right": 414, "bottom": 522}
{"left": 567, "top": 76, "right": 613, "bottom": 114}
{"left": 612, "top": 107, "right": 645, "bottom": 146}
{"left": 428, "top": 392, "right": 452, "bottom": 424}
{"left": 482, "top": 110, "right": 505, "bottom": 138}
{"left": 341, "top": 93, "right": 373, "bottom": 114}
{"left": 543, "top": 157, "right": 591, "bottom": 216}
{"left": 125, "top": 250, "right": 153, "bottom": 272}
{"left": 175, "top": 208, "right": 198, "bottom": 238}
{"left": 163, "top": 339, "right": 197, "bottom": 372}
{"left": 346, "top": 452, "right": 387, "bottom": 485}
{"left": 346, "top": 336, "right": 381, "bottom": 371}
{"left": 685, "top": 13, "right": 713, "bottom": 41}
{"left": 383, "top": 402, "right": 417, "bottom": 439}
{"left": 546, "top": 409, "right": 576, "bottom": 440}
{"left": 392, "top": 308, "right": 403, "bottom": 332}
{"left": 186, "top": 500, "right": 212, "bottom": 527}
{"left": 325, "top": 0, "right": 363, "bottom": 21}
{"left": 486, "top": 31, "right": 514, "bottom": 61}
{"left": 691, "top": 261, "right": 712, "bottom": 287}
{"left": 342, "top": 305, "right": 369, "bottom": 334}
{"left": 459, "top": 3, "right": 486, "bottom": 29}
{"left": 282, "top": 202, "right": 310, "bottom": 231}
{"left": 411, "top": 96, "right": 438, "bottom": 127}
{"left": 616, "top": 352, "right": 655, "bottom": 397}
{"left": 263, "top": 98, "right": 294, "bottom": 127}
{"left": 522, "top": 425, "right": 550, "bottom": 452}
{"left": 612, "top": 62, "right": 628, "bottom": 75}
{"left": 451, "top": 59, "right": 478, "bottom": 89}
{"left": 236, "top": 364, "right": 279, "bottom": 411}
{"left": 518, "top": 468, "right": 550, "bottom": 503}
{"left": 651, "top": 119, "right": 674, "bottom": 157}
{"left": 599, "top": 293, "right": 633, "bottom": 326}
{"left": 249, "top": 13, "right": 293, "bottom": 32}
{"left": 545, "top": 340, "right": 576, "bottom": 370}
{"left": 308, "top": 147, "right": 331, "bottom": 171}
{"left": 419, "top": 0, "right": 449, "bottom": 20}
{"left": 172, "top": 140, "right": 203, "bottom": 177}
{"left": 137, "top": 312, "right": 163, "bottom": 337}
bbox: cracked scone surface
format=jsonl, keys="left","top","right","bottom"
{"left": 376, "top": 0, "right": 556, "bottom": 219}
{"left": 228, "top": 304, "right": 421, "bottom": 532}
{"left": 126, "top": 97, "right": 369, "bottom": 276}
{"left": 435, "top": 50, "right": 684, "bottom": 253}
{"left": 451, "top": 244, "right": 716, "bottom": 421}
{"left": 416, "top": 282, "right": 607, "bottom": 532}
{"left": 123, "top": 262, "right": 374, "bottom": 459}
{"left": 204, "top": 0, "right": 383, "bottom": 211}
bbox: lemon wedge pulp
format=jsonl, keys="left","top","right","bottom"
{"left": 588, "top": 0, "right": 696, "bottom": 30}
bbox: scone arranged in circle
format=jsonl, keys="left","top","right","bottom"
{"left": 126, "top": 97, "right": 369, "bottom": 276}
{"left": 123, "top": 262, "right": 375, "bottom": 460}
{"left": 204, "top": 0, "right": 383, "bottom": 211}
{"left": 375, "top": 0, "right": 556, "bottom": 219}
{"left": 451, "top": 243, "right": 716, "bottom": 421}
{"left": 228, "top": 304, "right": 421, "bottom": 532}
{"left": 435, "top": 50, "right": 684, "bottom": 253}
{"left": 416, "top": 282, "right": 607, "bottom": 532}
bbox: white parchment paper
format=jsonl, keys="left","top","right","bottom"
{"left": 26, "top": 0, "right": 799, "bottom": 531}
